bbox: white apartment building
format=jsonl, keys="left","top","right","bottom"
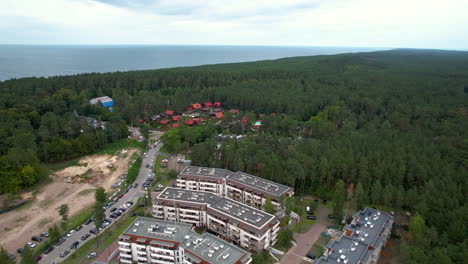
{"left": 118, "top": 217, "right": 252, "bottom": 264}
{"left": 153, "top": 188, "right": 280, "bottom": 251}
{"left": 176, "top": 166, "right": 294, "bottom": 211}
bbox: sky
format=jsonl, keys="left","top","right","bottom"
{"left": 0, "top": 0, "right": 467, "bottom": 49}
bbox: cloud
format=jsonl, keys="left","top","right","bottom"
{"left": 0, "top": 0, "right": 467, "bottom": 49}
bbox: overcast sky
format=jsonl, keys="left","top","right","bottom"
{"left": 1, "top": 0, "right": 467, "bottom": 49}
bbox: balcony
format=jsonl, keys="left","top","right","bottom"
{"left": 120, "top": 246, "right": 131, "bottom": 252}
{"left": 120, "top": 252, "right": 132, "bottom": 259}
{"left": 150, "top": 257, "right": 176, "bottom": 264}
{"left": 150, "top": 252, "right": 175, "bottom": 260}
{"left": 119, "top": 241, "right": 131, "bottom": 246}
{"left": 120, "top": 257, "right": 132, "bottom": 263}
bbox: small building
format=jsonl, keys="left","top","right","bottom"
{"left": 215, "top": 112, "right": 224, "bottom": 119}
{"left": 138, "top": 119, "right": 145, "bottom": 124}
{"left": 171, "top": 123, "right": 180, "bottom": 128}
{"left": 204, "top": 102, "right": 213, "bottom": 108}
{"left": 89, "top": 96, "right": 114, "bottom": 110}
{"left": 188, "top": 103, "right": 202, "bottom": 110}
{"left": 172, "top": 115, "right": 181, "bottom": 122}
{"left": 160, "top": 120, "right": 168, "bottom": 125}
{"left": 150, "top": 115, "right": 160, "bottom": 121}
{"left": 193, "top": 118, "right": 205, "bottom": 123}
{"left": 184, "top": 119, "right": 194, "bottom": 126}
{"left": 165, "top": 110, "right": 175, "bottom": 116}
{"left": 214, "top": 102, "right": 222, "bottom": 108}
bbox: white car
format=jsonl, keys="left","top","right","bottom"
{"left": 26, "top": 242, "right": 36, "bottom": 248}
{"left": 67, "top": 230, "right": 76, "bottom": 237}
{"left": 86, "top": 252, "right": 97, "bottom": 259}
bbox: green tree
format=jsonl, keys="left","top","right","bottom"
{"left": 48, "top": 224, "right": 60, "bottom": 242}
{"left": 353, "top": 182, "right": 366, "bottom": 209}
{"left": 262, "top": 197, "right": 275, "bottom": 214}
{"left": 277, "top": 228, "right": 294, "bottom": 249}
{"left": 94, "top": 202, "right": 105, "bottom": 244}
{"left": 94, "top": 187, "right": 107, "bottom": 204}
{"left": 333, "top": 180, "right": 346, "bottom": 221}
{"left": 409, "top": 214, "right": 426, "bottom": 239}
{"left": 371, "top": 180, "right": 382, "bottom": 205}
{"left": 58, "top": 203, "right": 69, "bottom": 221}
{"left": 0, "top": 246, "right": 14, "bottom": 264}
{"left": 20, "top": 246, "right": 34, "bottom": 264}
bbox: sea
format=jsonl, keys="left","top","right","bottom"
{"left": 0, "top": 45, "right": 384, "bottom": 81}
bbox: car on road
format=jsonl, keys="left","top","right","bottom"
{"left": 306, "top": 253, "right": 316, "bottom": 260}
{"left": 56, "top": 237, "right": 66, "bottom": 246}
{"left": 44, "top": 247, "right": 54, "bottom": 254}
{"left": 133, "top": 183, "right": 138, "bottom": 188}
{"left": 110, "top": 207, "right": 117, "bottom": 212}
{"left": 118, "top": 207, "right": 127, "bottom": 213}
{"left": 16, "top": 248, "right": 23, "bottom": 254}
{"left": 306, "top": 216, "right": 316, "bottom": 220}
{"left": 70, "top": 241, "right": 80, "bottom": 249}
{"left": 84, "top": 218, "right": 93, "bottom": 225}
{"left": 81, "top": 233, "right": 91, "bottom": 241}
{"left": 32, "top": 236, "right": 43, "bottom": 242}
{"left": 328, "top": 214, "right": 335, "bottom": 219}
{"left": 67, "top": 229, "right": 76, "bottom": 237}
{"left": 40, "top": 232, "right": 49, "bottom": 237}
{"left": 89, "top": 228, "right": 99, "bottom": 234}
{"left": 26, "top": 242, "right": 36, "bottom": 248}
{"left": 118, "top": 194, "right": 124, "bottom": 199}
{"left": 104, "top": 218, "right": 112, "bottom": 224}
{"left": 35, "top": 255, "right": 42, "bottom": 261}
{"left": 126, "top": 201, "right": 134, "bottom": 206}
{"left": 59, "top": 250, "right": 70, "bottom": 258}
{"left": 87, "top": 252, "right": 97, "bottom": 259}
{"left": 75, "top": 225, "right": 83, "bottom": 231}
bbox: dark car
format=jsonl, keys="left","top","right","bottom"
{"left": 126, "top": 201, "right": 134, "bottom": 206}
{"left": 131, "top": 212, "right": 138, "bottom": 217}
{"left": 75, "top": 225, "right": 83, "bottom": 231}
{"left": 133, "top": 183, "right": 138, "bottom": 188}
{"left": 17, "top": 248, "right": 23, "bottom": 254}
{"left": 89, "top": 228, "right": 99, "bottom": 234}
{"left": 306, "top": 253, "right": 316, "bottom": 260}
{"left": 322, "top": 199, "right": 327, "bottom": 205}
{"left": 32, "top": 236, "right": 43, "bottom": 242}
{"left": 84, "top": 218, "right": 93, "bottom": 225}
{"left": 40, "top": 232, "right": 49, "bottom": 237}
{"left": 328, "top": 214, "right": 336, "bottom": 219}
{"left": 314, "top": 199, "right": 319, "bottom": 203}
{"left": 307, "top": 210, "right": 314, "bottom": 215}
{"left": 146, "top": 164, "right": 149, "bottom": 168}
{"left": 307, "top": 215, "right": 316, "bottom": 220}
{"left": 81, "top": 233, "right": 91, "bottom": 241}
{"left": 138, "top": 203, "right": 145, "bottom": 207}
{"left": 59, "top": 250, "right": 70, "bottom": 258}
{"left": 104, "top": 218, "right": 112, "bottom": 224}
{"left": 110, "top": 213, "right": 117, "bottom": 219}
{"left": 123, "top": 189, "right": 129, "bottom": 194}
{"left": 118, "top": 207, "right": 127, "bottom": 212}
{"left": 70, "top": 241, "right": 80, "bottom": 249}
{"left": 7, "top": 253, "right": 16, "bottom": 260}
{"left": 118, "top": 194, "right": 124, "bottom": 199}
{"left": 44, "top": 247, "right": 54, "bottom": 254}
{"left": 56, "top": 237, "right": 66, "bottom": 246}
{"left": 35, "top": 255, "right": 42, "bottom": 261}
{"left": 110, "top": 207, "right": 117, "bottom": 212}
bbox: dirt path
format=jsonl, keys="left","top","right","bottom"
{"left": 0, "top": 149, "right": 137, "bottom": 254}
{"left": 280, "top": 223, "right": 326, "bottom": 264}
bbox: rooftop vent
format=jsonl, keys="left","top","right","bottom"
{"left": 135, "top": 222, "right": 140, "bottom": 226}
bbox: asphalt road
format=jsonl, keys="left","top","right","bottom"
{"left": 39, "top": 142, "right": 162, "bottom": 264}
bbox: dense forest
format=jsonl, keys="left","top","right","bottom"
{"left": 0, "top": 49, "right": 467, "bottom": 263}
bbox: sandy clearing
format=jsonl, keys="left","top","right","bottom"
{"left": 0, "top": 148, "right": 138, "bottom": 254}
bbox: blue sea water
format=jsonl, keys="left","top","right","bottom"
{"left": 0, "top": 45, "right": 384, "bottom": 81}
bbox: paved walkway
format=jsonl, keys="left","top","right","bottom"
{"left": 280, "top": 223, "right": 326, "bottom": 264}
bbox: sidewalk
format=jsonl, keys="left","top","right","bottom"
{"left": 280, "top": 224, "right": 326, "bottom": 264}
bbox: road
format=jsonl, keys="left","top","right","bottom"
{"left": 39, "top": 142, "right": 162, "bottom": 264}
{"left": 280, "top": 224, "right": 326, "bottom": 264}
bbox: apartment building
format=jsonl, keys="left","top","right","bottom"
{"left": 315, "top": 208, "right": 394, "bottom": 264}
{"left": 153, "top": 187, "right": 280, "bottom": 251}
{"left": 118, "top": 217, "right": 252, "bottom": 264}
{"left": 176, "top": 166, "right": 294, "bottom": 210}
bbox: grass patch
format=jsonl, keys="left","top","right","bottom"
{"left": 4, "top": 227, "right": 11, "bottom": 232}
{"left": 47, "top": 158, "right": 81, "bottom": 172}
{"left": 125, "top": 157, "right": 142, "bottom": 186}
{"left": 39, "top": 199, "right": 53, "bottom": 208}
{"left": 96, "top": 139, "right": 144, "bottom": 155}
{"left": 77, "top": 189, "right": 96, "bottom": 196}
{"left": 294, "top": 218, "right": 316, "bottom": 233}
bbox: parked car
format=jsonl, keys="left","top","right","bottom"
{"left": 133, "top": 183, "right": 138, "bottom": 188}
{"left": 59, "top": 250, "right": 70, "bottom": 258}
{"left": 86, "top": 252, "right": 97, "bottom": 259}
{"left": 118, "top": 207, "right": 127, "bottom": 213}
{"left": 16, "top": 248, "right": 23, "bottom": 254}
{"left": 32, "top": 236, "right": 43, "bottom": 242}
{"left": 70, "top": 241, "right": 80, "bottom": 249}
{"left": 118, "top": 194, "right": 124, "bottom": 199}
{"left": 26, "top": 242, "right": 36, "bottom": 248}
{"left": 56, "top": 237, "right": 66, "bottom": 246}
{"left": 7, "top": 253, "right": 16, "bottom": 260}
{"left": 131, "top": 212, "right": 138, "bottom": 217}
{"left": 328, "top": 214, "right": 336, "bottom": 219}
{"left": 44, "top": 247, "right": 55, "bottom": 254}
{"left": 35, "top": 255, "right": 42, "bottom": 261}
{"left": 314, "top": 199, "right": 319, "bottom": 203}
{"left": 138, "top": 203, "right": 145, "bottom": 207}
{"left": 126, "top": 201, "right": 134, "bottom": 206}
{"left": 81, "top": 233, "right": 91, "bottom": 241}
{"left": 306, "top": 253, "right": 316, "bottom": 260}
{"left": 307, "top": 216, "right": 316, "bottom": 220}
{"left": 104, "top": 218, "right": 112, "bottom": 224}
{"left": 322, "top": 199, "right": 327, "bottom": 205}
{"left": 146, "top": 164, "right": 149, "bottom": 168}
{"left": 67, "top": 229, "right": 76, "bottom": 237}
{"left": 84, "top": 218, "right": 93, "bottom": 225}
{"left": 89, "top": 228, "right": 98, "bottom": 234}
{"left": 40, "top": 232, "right": 49, "bottom": 237}
{"left": 75, "top": 225, "right": 83, "bottom": 231}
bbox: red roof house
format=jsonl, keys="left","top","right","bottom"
{"left": 138, "top": 119, "right": 145, "bottom": 124}
{"left": 189, "top": 103, "right": 202, "bottom": 110}
{"left": 160, "top": 120, "right": 168, "bottom": 125}
{"left": 194, "top": 118, "right": 205, "bottom": 123}
{"left": 184, "top": 119, "right": 195, "bottom": 126}
{"left": 165, "top": 110, "right": 174, "bottom": 116}
{"left": 241, "top": 116, "right": 248, "bottom": 125}
{"left": 204, "top": 102, "right": 213, "bottom": 108}
{"left": 171, "top": 123, "right": 180, "bottom": 128}
{"left": 270, "top": 112, "right": 277, "bottom": 116}
{"left": 229, "top": 109, "right": 240, "bottom": 114}
{"left": 214, "top": 102, "right": 222, "bottom": 107}
{"left": 215, "top": 112, "right": 224, "bottom": 119}
{"left": 172, "top": 115, "right": 181, "bottom": 122}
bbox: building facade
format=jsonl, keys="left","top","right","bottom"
{"left": 315, "top": 208, "right": 394, "bottom": 264}
{"left": 176, "top": 166, "right": 294, "bottom": 211}
{"left": 153, "top": 188, "right": 280, "bottom": 251}
{"left": 119, "top": 217, "right": 252, "bottom": 264}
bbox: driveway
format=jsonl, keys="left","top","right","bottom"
{"left": 280, "top": 223, "right": 326, "bottom": 264}
{"left": 39, "top": 142, "right": 163, "bottom": 264}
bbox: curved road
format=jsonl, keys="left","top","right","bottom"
{"left": 39, "top": 142, "right": 162, "bottom": 264}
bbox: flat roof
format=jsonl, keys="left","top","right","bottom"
{"left": 180, "top": 166, "right": 233, "bottom": 178}
{"left": 183, "top": 233, "right": 251, "bottom": 264}
{"left": 180, "top": 166, "right": 293, "bottom": 196}
{"left": 123, "top": 216, "right": 192, "bottom": 243}
{"left": 316, "top": 236, "right": 371, "bottom": 264}
{"left": 157, "top": 188, "right": 275, "bottom": 229}
{"left": 345, "top": 208, "right": 393, "bottom": 246}
{"left": 121, "top": 217, "right": 251, "bottom": 264}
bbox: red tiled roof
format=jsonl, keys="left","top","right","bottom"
{"left": 204, "top": 102, "right": 213, "bottom": 107}
{"left": 194, "top": 118, "right": 205, "bottom": 123}
{"left": 138, "top": 119, "right": 145, "bottom": 123}
{"left": 165, "top": 110, "right": 174, "bottom": 115}
{"left": 184, "top": 119, "right": 194, "bottom": 125}
{"left": 191, "top": 103, "right": 202, "bottom": 109}
{"left": 229, "top": 109, "right": 240, "bottom": 114}
{"left": 241, "top": 116, "right": 248, "bottom": 124}
{"left": 171, "top": 123, "right": 180, "bottom": 128}
{"left": 215, "top": 112, "right": 224, "bottom": 119}
{"left": 214, "top": 102, "right": 222, "bottom": 107}
{"left": 160, "top": 120, "right": 168, "bottom": 125}
{"left": 172, "top": 115, "right": 181, "bottom": 121}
